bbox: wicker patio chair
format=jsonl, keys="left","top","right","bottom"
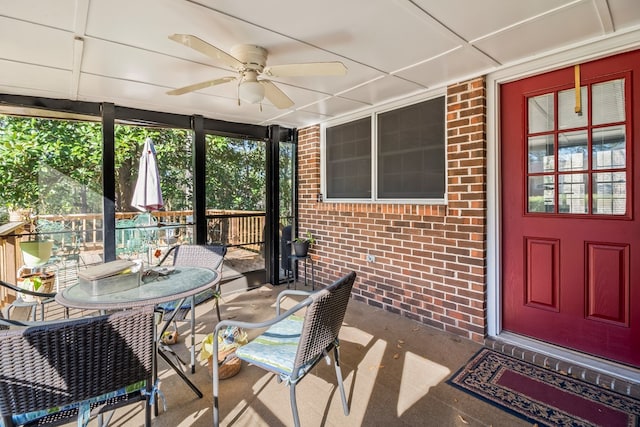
{"left": 212, "top": 271, "right": 357, "bottom": 427}
{"left": 0, "top": 306, "right": 156, "bottom": 427}
{"left": 0, "top": 279, "right": 59, "bottom": 321}
{"left": 155, "top": 244, "right": 226, "bottom": 373}
{"left": 156, "top": 244, "right": 227, "bottom": 321}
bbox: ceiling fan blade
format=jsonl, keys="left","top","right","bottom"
{"left": 168, "top": 34, "right": 244, "bottom": 69}
{"left": 263, "top": 62, "right": 347, "bottom": 77}
{"left": 261, "top": 80, "right": 294, "bottom": 109}
{"left": 167, "top": 76, "right": 237, "bottom": 96}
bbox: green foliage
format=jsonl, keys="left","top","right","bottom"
{"left": 114, "top": 125, "right": 192, "bottom": 212}
{"left": 0, "top": 117, "right": 195, "bottom": 215}
{"left": 21, "top": 275, "right": 43, "bottom": 291}
{"left": 293, "top": 231, "right": 315, "bottom": 245}
{"left": 279, "top": 142, "right": 294, "bottom": 219}
{"left": 0, "top": 116, "right": 102, "bottom": 214}
{"left": 0, "top": 116, "right": 294, "bottom": 221}
{"left": 205, "top": 136, "right": 266, "bottom": 211}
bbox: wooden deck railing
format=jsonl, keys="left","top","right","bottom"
{"left": 0, "top": 209, "right": 265, "bottom": 288}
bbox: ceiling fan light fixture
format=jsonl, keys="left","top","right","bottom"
{"left": 239, "top": 78, "right": 264, "bottom": 104}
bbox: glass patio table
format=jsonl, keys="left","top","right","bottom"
{"left": 56, "top": 266, "right": 219, "bottom": 401}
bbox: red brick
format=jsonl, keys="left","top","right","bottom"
{"left": 297, "top": 76, "right": 487, "bottom": 343}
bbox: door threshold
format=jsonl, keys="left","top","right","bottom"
{"left": 488, "top": 332, "right": 640, "bottom": 398}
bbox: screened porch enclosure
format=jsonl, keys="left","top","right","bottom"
{"left": 0, "top": 97, "right": 296, "bottom": 300}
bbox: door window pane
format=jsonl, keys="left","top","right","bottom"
{"left": 559, "top": 174, "right": 587, "bottom": 214}
{"left": 525, "top": 77, "right": 628, "bottom": 217}
{"left": 528, "top": 93, "right": 554, "bottom": 133}
{"left": 592, "top": 125, "right": 626, "bottom": 170}
{"left": 558, "top": 86, "right": 587, "bottom": 130}
{"left": 528, "top": 175, "right": 554, "bottom": 213}
{"left": 528, "top": 135, "right": 555, "bottom": 173}
{"left": 558, "top": 131, "right": 587, "bottom": 171}
{"left": 593, "top": 172, "right": 626, "bottom": 215}
{"left": 205, "top": 135, "right": 266, "bottom": 275}
{"left": 592, "top": 79, "right": 625, "bottom": 125}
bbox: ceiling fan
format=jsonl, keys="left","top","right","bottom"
{"left": 167, "top": 34, "right": 348, "bottom": 109}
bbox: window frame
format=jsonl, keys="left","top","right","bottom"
{"left": 321, "top": 91, "right": 448, "bottom": 204}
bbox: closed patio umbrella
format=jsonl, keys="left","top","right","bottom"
{"left": 131, "top": 138, "right": 164, "bottom": 213}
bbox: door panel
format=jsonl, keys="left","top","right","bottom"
{"left": 525, "top": 237, "right": 559, "bottom": 310}
{"left": 586, "top": 243, "right": 629, "bottom": 325}
{"left": 501, "top": 49, "right": 640, "bottom": 367}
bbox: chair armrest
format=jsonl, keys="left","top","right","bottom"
{"left": 212, "top": 295, "right": 314, "bottom": 357}
{"left": 276, "top": 289, "right": 314, "bottom": 315}
{"left": 0, "top": 279, "right": 56, "bottom": 299}
{"left": 214, "top": 296, "right": 312, "bottom": 333}
{"left": 0, "top": 318, "right": 31, "bottom": 328}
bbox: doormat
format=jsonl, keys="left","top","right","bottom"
{"left": 448, "top": 348, "right": 640, "bottom": 427}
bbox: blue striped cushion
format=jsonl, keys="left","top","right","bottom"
{"left": 235, "top": 315, "right": 303, "bottom": 376}
{"left": 1, "top": 381, "right": 145, "bottom": 427}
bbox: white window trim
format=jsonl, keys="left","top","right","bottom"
{"left": 321, "top": 89, "right": 448, "bottom": 204}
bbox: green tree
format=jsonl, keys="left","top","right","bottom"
{"left": 205, "top": 136, "right": 266, "bottom": 211}
{"left": 279, "top": 142, "right": 294, "bottom": 221}
{"left": 0, "top": 115, "right": 285, "bottom": 224}
{"left": 0, "top": 116, "right": 103, "bottom": 215}
{"left": 114, "top": 126, "right": 192, "bottom": 212}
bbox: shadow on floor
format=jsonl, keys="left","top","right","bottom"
{"left": 77, "top": 282, "right": 528, "bottom": 427}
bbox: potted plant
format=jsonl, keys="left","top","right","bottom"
{"left": 17, "top": 234, "right": 56, "bottom": 302}
{"left": 292, "top": 231, "right": 315, "bottom": 257}
{"left": 17, "top": 271, "right": 56, "bottom": 302}
{"left": 20, "top": 240, "right": 54, "bottom": 268}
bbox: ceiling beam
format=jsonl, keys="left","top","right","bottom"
{"left": 69, "top": 0, "right": 90, "bottom": 99}
{"left": 70, "top": 36, "right": 84, "bottom": 100}
{"left": 593, "top": 0, "right": 615, "bottom": 34}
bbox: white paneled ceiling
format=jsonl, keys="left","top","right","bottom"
{"left": 1, "top": 0, "right": 639, "bottom": 128}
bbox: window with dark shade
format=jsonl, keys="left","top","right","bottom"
{"left": 323, "top": 95, "right": 446, "bottom": 202}
{"left": 326, "top": 117, "right": 371, "bottom": 199}
{"left": 377, "top": 98, "right": 445, "bottom": 199}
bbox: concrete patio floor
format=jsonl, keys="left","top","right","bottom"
{"left": 83, "top": 279, "right": 528, "bottom": 427}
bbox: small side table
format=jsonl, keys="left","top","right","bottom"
{"left": 288, "top": 255, "right": 315, "bottom": 290}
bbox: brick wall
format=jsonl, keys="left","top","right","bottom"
{"left": 296, "top": 77, "right": 487, "bottom": 343}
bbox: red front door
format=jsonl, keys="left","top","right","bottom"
{"left": 501, "top": 49, "right": 640, "bottom": 367}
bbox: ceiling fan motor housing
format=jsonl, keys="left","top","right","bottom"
{"left": 230, "top": 44, "right": 268, "bottom": 72}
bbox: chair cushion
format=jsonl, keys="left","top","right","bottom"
{"left": 235, "top": 315, "right": 304, "bottom": 376}
{"left": 1, "top": 381, "right": 146, "bottom": 427}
